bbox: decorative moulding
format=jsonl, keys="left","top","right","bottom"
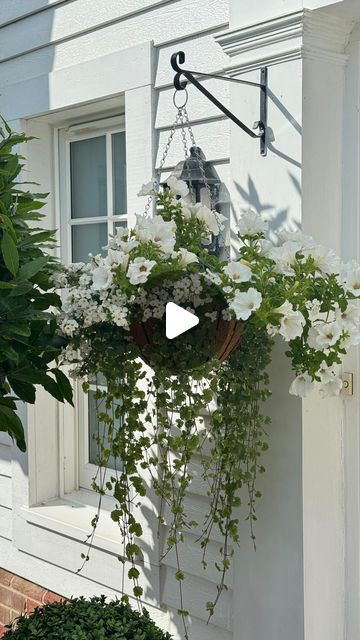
{"left": 216, "top": 9, "right": 354, "bottom": 71}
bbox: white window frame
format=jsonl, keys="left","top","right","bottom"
{"left": 59, "top": 115, "right": 127, "bottom": 491}
{"left": 59, "top": 115, "right": 127, "bottom": 265}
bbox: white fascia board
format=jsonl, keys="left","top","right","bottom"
{"left": 1, "top": 41, "right": 153, "bottom": 121}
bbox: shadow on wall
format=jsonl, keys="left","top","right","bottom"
{"left": 230, "top": 172, "right": 302, "bottom": 252}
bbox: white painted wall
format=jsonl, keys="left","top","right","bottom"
{"left": 0, "top": 1, "right": 359, "bottom": 639}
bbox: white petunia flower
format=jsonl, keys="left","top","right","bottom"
{"left": 91, "top": 266, "right": 113, "bottom": 290}
{"left": 167, "top": 176, "right": 189, "bottom": 198}
{"left": 278, "top": 230, "right": 316, "bottom": 250}
{"left": 127, "top": 257, "right": 156, "bottom": 285}
{"left": 308, "top": 321, "right": 342, "bottom": 350}
{"left": 173, "top": 248, "right": 199, "bottom": 267}
{"left": 289, "top": 373, "right": 314, "bottom": 397}
{"left": 275, "top": 301, "right": 306, "bottom": 341}
{"left": 194, "top": 204, "right": 223, "bottom": 236}
{"left": 105, "top": 250, "right": 129, "bottom": 272}
{"left": 135, "top": 214, "right": 176, "bottom": 254}
{"left": 340, "top": 260, "right": 360, "bottom": 296}
{"left": 237, "top": 209, "right": 268, "bottom": 236}
{"left": 335, "top": 301, "right": 360, "bottom": 330}
{"left": 304, "top": 244, "right": 340, "bottom": 274}
{"left": 223, "top": 261, "right": 252, "bottom": 283}
{"left": 137, "top": 180, "right": 156, "bottom": 197}
{"left": 229, "top": 288, "right": 262, "bottom": 321}
{"left": 269, "top": 241, "right": 302, "bottom": 275}
{"left": 318, "top": 367, "right": 343, "bottom": 397}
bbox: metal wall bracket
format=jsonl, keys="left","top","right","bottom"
{"left": 171, "top": 51, "right": 268, "bottom": 157}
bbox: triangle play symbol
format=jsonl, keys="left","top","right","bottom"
{"left": 166, "top": 302, "right": 199, "bottom": 340}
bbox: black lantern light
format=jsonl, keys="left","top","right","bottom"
{"left": 165, "top": 146, "right": 221, "bottom": 206}
{"left": 164, "top": 146, "right": 225, "bottom": 256}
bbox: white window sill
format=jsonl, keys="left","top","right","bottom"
{"left": 21, "top": 489, "right": 125, "bottom": 557}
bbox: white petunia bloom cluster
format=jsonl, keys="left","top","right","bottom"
{"left": 57, "top": 187, "right": 360, "bottom": 401}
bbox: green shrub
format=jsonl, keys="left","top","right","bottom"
{"left": 0, "top": 120, "right": 72, "bottom": 450}
{"left": 3, "top": 596, "right": 173, "bottom": 640}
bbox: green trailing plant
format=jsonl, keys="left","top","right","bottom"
{"left": 0, "top": 121, "right": 73, "bottom": 450}
{"left": 2, "top": 595, "right": 172, "bottom": 640}
{"left": 58, "top": 177, "right": 359, "bottom": 637}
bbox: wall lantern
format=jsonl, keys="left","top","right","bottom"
{"left": 164, "top": 147, "right": 224, "bottom": 256}
{"left": 165, "top": 145, "right": 221, "bottom": 207}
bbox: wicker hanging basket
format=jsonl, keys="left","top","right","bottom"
{"left": 130, "top": 305, "right": 245, "bottom": 373}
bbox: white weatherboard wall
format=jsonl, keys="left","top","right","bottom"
{"left": 0, "top": 1, "right": 360, "bottom": 639}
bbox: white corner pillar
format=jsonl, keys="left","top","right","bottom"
{"left": 217, "top": 3, "right": 356, "bottom": 639}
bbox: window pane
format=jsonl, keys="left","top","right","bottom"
{"left": 88, "top": 390, "right": 123, "bottom": 471}
{"left": 70, "top": 136, "right": 107, "bottom": 219}
{"left": 112, "top": 132, "right": 127, "bottom": 215}
{"left": 72, "top": 223, "right": 107, "bottom": 263}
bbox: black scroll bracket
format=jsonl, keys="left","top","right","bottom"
{"left": 171, "top": 51, "right": 268, "bottom": 157}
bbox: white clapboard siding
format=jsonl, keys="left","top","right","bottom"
{"left": 162, "top": 527, "right": 234, "bottom": 585}
{"left": 156, "top": 120, "right": 229, "bottom": 168}
{"left": 0, "top": 0, "right": 229, "bottom": 66}
{"left": 0, "top": 506, "right": 12, "bottom": 541}
{"left": 0, "top": 475, "right": 12, "bottom": 510}
{"left": 0, "top": 443, "right": 11, "bottom": 479}
{"left": 0, "top": 0, "right": 65, "bottom": 27}
{"left": 162, "top": 566, "right": 232, "bottom": 631}
{"left": 155, "top": 32, "right": 230, "bottom": 88}
{"left": 156, "top": 80, "right": 229, "bottom": 129}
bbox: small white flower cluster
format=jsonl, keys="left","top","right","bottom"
{"left": 135, "top": 274, "right": 212, "bottom": 322}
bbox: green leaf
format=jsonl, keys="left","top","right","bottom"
{"left": 17, "top": 256, "right": 49, "bottom": 281}
{"left": 51, "top": 368, "right": 73, "bottom": 406}
{"left": 0, "top": 281, "right": 14, "bottom": 289}
{"left": 1, "top": 231, "right": 19, "bottom": 276}
{"left": 9, "top": 378, "right": 36, "bottom": 404}
{"left": 0, "top": 404, "right": 26, "bottom": 451}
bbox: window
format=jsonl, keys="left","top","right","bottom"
{"left": 60, "top": 116, "right": 127, "bottom": 264}
{"left": 59, "top": 116, "right": 127, "bottom": 489}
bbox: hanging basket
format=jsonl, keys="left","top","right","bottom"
{"left": 130, "top": 304, "right": 245, "bottom": 374}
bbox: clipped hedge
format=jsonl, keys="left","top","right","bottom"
{"left": 3, "top": 596, "right": 173, "bottom": 640}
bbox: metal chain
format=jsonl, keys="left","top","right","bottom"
{"left": 144, "top": 107, "right": 183, "bottom": 216}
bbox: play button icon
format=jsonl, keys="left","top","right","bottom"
{"left": 166, "top": 302, "right": 199, "bottom": 340}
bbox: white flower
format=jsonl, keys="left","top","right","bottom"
{"left": 269, "top": 241, "right": 302, "bottom": 275}
{"left": 135, "top": 215, "right": 176, "bottom": 254}
{"left": 105, "top": 250, "right": 129, "bottom": 272}
{"left": 340, "top": 260, "right": 360, "bottom": 296}
{"left": 205, "top": 270, "right": 222, "bottom": 286}
{"left": 223, "top": 261, "right": 252, "bottom": 283}
{"left": 61, "top": 318, "right": 79, "bottom": 337}
{"left": 304, "top": 245, "right": 340, "bottom": 274}
{"left": 91, "top": 266, "right": 113, "bottom": 290}
{"left": 275, "top": 301, "right": 306, "bottom": 341}
{"left": 258, "top": 239, "right": 273, "bottom": 258}
{"left": 229, "top": 288, "right": 262, "bottom": 321}
{"left": 167, "top": 176, "right": 189, "bottom": 198}
{"left": 278, "top": 230, "right": 316, "bottom": 250}
{"left": 137, "top": 180, "right": 156, "bottom": 197}
{"left": 194, "top": 204, "right": 223, "bottom": 236}
{"left": 173, "top": 248, "right": 199, "bottom": 267}
{"left": 308, "top": 321, "right": 342, "bottom": 350}
{"left": 127, "top": 257, "right": 156, "bottom": 285}
{"left": 205, "top": 311, "right": 218, "bottom": 322}
{"left": 335, "top": 301, "right": 360, "bottom": 330}
{"left": 289, "top": 373, "right": 314, "bottom": 397}
{"left": 237, "top": 209, "right": 268, "bottom": 236}
{"left": 318, "top": 366, "right": 343, "bottom": 397}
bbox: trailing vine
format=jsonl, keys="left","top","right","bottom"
{"left": 57, "top": 178, "right": 359, "bottom": 636}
